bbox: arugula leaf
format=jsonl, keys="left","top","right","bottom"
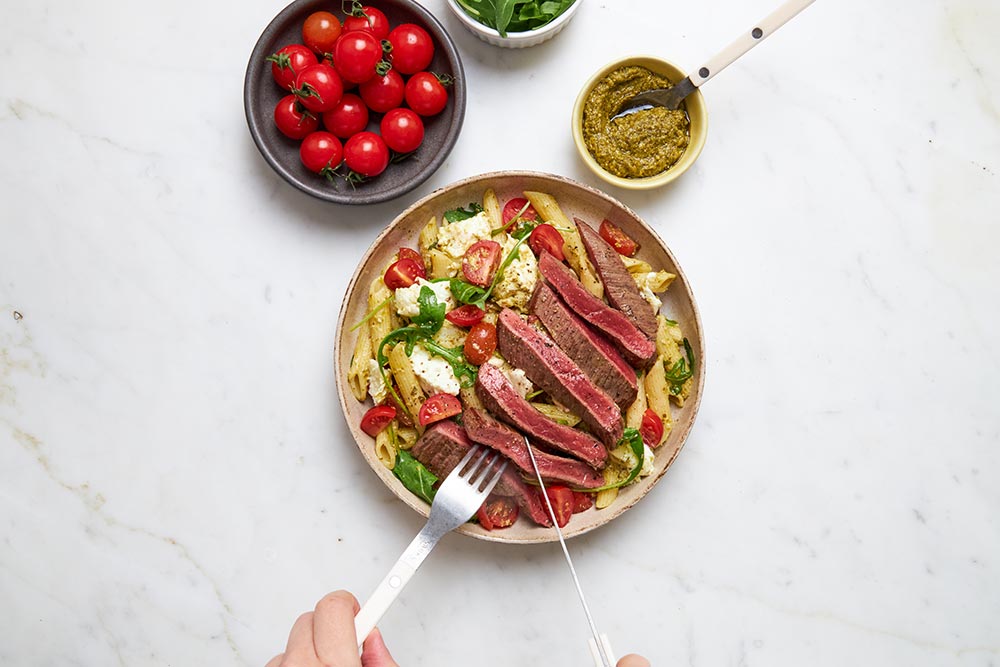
{"left": 586, "top": 428, "right": 645, "bottom": 492}
{"left": 664, "top": 338, "right": 695, "bottom": 395}
{"left": 412, "top": 285, "right": 445, "bottom": 334}
{"left": 393, "top": 450, "right": 438, "bottom": 504}
{"left": 443, "top": 202, "right": 483, "bottom": 223}
{"left": 510, "top": 219, "right": 539, "bottom": 240}
{"left": 449, "top": 278, "right": 488, "bottom": 307}
{"left": 455, "top": 0, "right": 575, "bottom": 36}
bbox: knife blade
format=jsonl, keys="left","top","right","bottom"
{"left": 523, "top": 436, "right": 615, "bottom": 667}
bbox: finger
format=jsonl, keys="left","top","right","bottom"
{"left": 281, "top": 612, "right": 322, "bottom": 667}
{"left": 266, "top": 654, "right": 284, "bottom": 667}
{"left": 361, "top": 628, "right": 399, "bottom": 667}
{"left": 314, "top": 591, "right": 362, "bottom": 667}
{"left": 616, "top": 654, "right": 651, "bottom": 667}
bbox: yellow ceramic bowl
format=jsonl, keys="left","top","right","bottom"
{"left": 572, "top": 56, "right": 708, "bottom": 190}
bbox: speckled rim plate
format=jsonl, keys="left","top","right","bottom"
{"left": 334, "top": 171, "right": 705, "bottom": 543}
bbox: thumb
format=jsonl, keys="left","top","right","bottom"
{"left": 361, "top": 628, "right": 399, "bottom": 667}
{"left": 617, "top": 655, "right": 651, "bottom": 667}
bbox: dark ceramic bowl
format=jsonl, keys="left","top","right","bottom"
{"left": 244, "top": 0, "right": 466, "bottom": 205}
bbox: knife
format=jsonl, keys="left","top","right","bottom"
{"left": 523, "top": 436, "right": 616, "bottom": 667}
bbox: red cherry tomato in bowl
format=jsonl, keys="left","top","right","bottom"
{"left": 360, "top": 404, "right": 396, "bottom": 436}
{"left": 266, "top": 44, "right": 317, "bottom": 90}
{"left": 640, "top": 408, "right": 664, "bottom": 448}
{"left": 293, "top": 63, "right": 344, "bottom": 112}
{"left": 461, "top": 240, "right": 502, "bottom": 287}
{"left": 299, "top": 131, "right": 343, "bottom": 174}
{"left": 445, "top": 305, "right": 485, "bottom": 328}
{"left": 322, "top": 93, "right": 368, "bottom": 138}
{"left": 477, "top": 496, "right": 519, "bottom": 530}
{"left": 387, "top": 24, "right": 434, "bottom": 74}
{"left": 333, "top": 30, "right": 383, "bottom": 84}
{"left": 528, "top": 224, "right": 565, "bottom": 261}
{"left": 274, "top": 94, "right": 319, "bottom": 139}
{"left": 344, "top": 131, "right": 390, "bottom": 178}
{"left": 302, "top": 11, "right": 343, "bottom": 55}
{"left": 383, "top": 257, "right": 424, "bottom": 289}
{"left": 358, "top": 69, "right": 405, "bottom": 113}
{"left": 418, "top": 393, "right": 462, "bottom": 426}
{"left": 404, "top": 72, "right": 449, "bottom": 116}
{"left": 463, "top": 321, "right": 497, "bottom": 366}
{"left": 343, "top": 6, "right": 390, "bottom": 39}
{"left": 599, "top": 219, "right": 639, "bottom": 256}
{"left": 380, "top": 108, "right": 425, "bottom": 154}
{"left": 544, "top": 485, "right": 574, "bottom": 527}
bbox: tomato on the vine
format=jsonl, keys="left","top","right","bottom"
{"left": 302, "top": 11, "right": 342, "bottom": 56}
{"left": 358, "top": 69, "right": 405, "bottom": 113}
{"left": 266, "top": 44, "right": 317, "bottom": 90}
{"left": 599, "top": 219, "right": 639, "bottom": 256}
{"left": 383, "top": 257, "right": 424, "bottom": 289}
{"left": 274, "top": 94, "right": 319, "bottom": 139}
{"left": 501, "top": 197, "right": 538, "bottom": 226}
{"left": 360, "top": 404, "right": 396, "bottom": 436}
{"left": 343, "top": 131, "right": 390, "bottom": 178}
{"left": 528, "top": 224, "right": 565, "bottom": 261}
{"left": 445, "top": 305, "right": 485, "bottom": 328}
{"left": 404, "top": 72, "right": 449, "bottom": 116}
{"left": 333, "top": 30, "right": 384, "bottom": 84}
{"left": 322, "top": 93, "right": 368, "bottom": 138}
{"left": 299, "top": 131, "right": 343, "bottom": 174}
{"left": 342, "top": 6, "right": 390, "bottom": 39}
{"left": 463, "top": 321, "right": 497, "bottom": 366}
{"left": 387, "top": 24, "right": 434, "bottom": 75}
{"left": 380, "top": 108, "right": 424, "bottom": 154}
{"left": 292, "top": 63, "right": 344, "bottom": 112}
{"left": 418, "top": 393, "right": 462, "bottom": 426}
{"left": 477, "top": 496, "right": 519, "bottom": 530}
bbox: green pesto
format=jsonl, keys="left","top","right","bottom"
{"left": 582, "top": 66, "right": 691, "bottom": 178}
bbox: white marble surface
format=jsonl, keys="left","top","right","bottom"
{"left": 1, "top": 0, "right": 998, "bottom": 664}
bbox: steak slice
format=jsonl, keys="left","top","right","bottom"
{"left": 411, "top": 421, "right": 552, "bottom": 527}
{"left": 464, "top": 408, "right": 604, "bottom": 489}
{"left": 530, "top": 282, "right": 638, "bottom": 408}
{"left": 576, "top": 218, "right": 659, "bottom": 339}
{"left": 537, "top": 251, "right": 656, "bottom": 368}
{"left": 475, "top": 362, "right": 608, "bottom": 468}
{"left": 497, "top": 308, "right": 623, "bottom": 448}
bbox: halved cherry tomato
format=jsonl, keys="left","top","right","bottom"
{"left": 639, "top": 408, "right": 664, "bottom": 448}
{"left": 404, "top": 72, "right": 449, "bottom": 116}
{"left": 461, "top": 240, "right": 502, "bottom": 287}
{"left": 599, "top": 219, "right": 639, "bottom": 257}
{"left": 572, "top": 491, "right": 594, "bottom": 513}
{"left": 387, "top": 24, "right": 434, "bottom": 75}
{"left": 545, "top": 485, "right": 574, "bottom": 527}
{"left": 502, "top": 198, "right": 538, "bottom": 226}
{"left": 342, "top": 6, "right": 390, "bottom": 39}
{"left": 266, "top": 44, "right": 318, "bottom": 90}
{"left": 274, "top": 94, "right": 320, "bottom": 139}
{"left": 397, "top": 247, "right": 423, "bottom": 265}
{"left": 528, "top": 224, "right": 565, "bottom": 261}
{"left": 303, "top": 12, "right": 343, "bottom": 56}
{"left": 383, "top": 257, "right": 424, "bottom": 289}
{"left": 463, "top": 322, "right": 497, "bottom": 365}
{"left": 477, "top": 496, "right": 519, "bottom": 530}
{"left": 445, "top": 305, "right": 485, "bottom": 328}
{"left": 360, "top": 404, "right": 396, "bottom": 436}
{"left": 418, "top": 393, "right": 462, "bottom": 426}
{"left": 322, "top": 93, "right": 368, "bottom": 138}
{"left": 292, "top": 63, "right": 344, "bottom": 112}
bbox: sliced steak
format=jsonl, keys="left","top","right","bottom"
{"left": 537, "top": 250, "right": 656, "bottom": 368}
{"left": 530, "top": 282, "right": 638, "bottom": 408}
{"left": 475, "top": 362, "right": 608, "bottom": 468}
{"left": 576, "top": 218, "right": 659, "bottom": 339}
{"left": 464, "top": 408, "right": 604, "bottom": 489}
{"left": 497, "top": 308, "right": 623, "bottom": 448}
{"left": 411, "top": 421, "right": 552, "bottom": 527}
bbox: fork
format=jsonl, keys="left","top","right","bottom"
{"left": 353, "top": 445, "right": 508, "bottom": 647}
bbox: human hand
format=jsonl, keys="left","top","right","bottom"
{"left": 266, "top": 591, "right": 398, "bottom": 667}
{"left": 617, "top": 655, "right": 651, "bottom": 667}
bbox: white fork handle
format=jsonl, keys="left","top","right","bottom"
{"left": 588, "top": 634, "right": 616, "bottom": 667}
{"left": 689, "top": 0, "right": 816, "bottom": 87}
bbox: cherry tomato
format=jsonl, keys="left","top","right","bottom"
{"left": 397, "top": 247, "right": 423, "bottom": 265}
{"left": 333, "top": 30, "right": 383, "bottom": 84}
{"left": 274, "top": 94, "right": 320, "bottom": 139}
{"left": 303, "top": 12, "right": 343, "bottom": 56}
{"left": 383, "top": 257, "right": 424, "bottom": 289}
{"left": 572, "top": 491, "right": 594, "bottom": 513}
{"left": 599, "top": 219, "right": 639, "bottom": 256}
{"left": 266, "top": 44, "right": 318, "bottom": 90}
{"left": 463, "top": 322, "right": 497, "bottom": 366}
{"left": 502, "top": 198, "right": 538, "bottom": 226}
{"left": 342, "top": 6, "right": 390, "bottom": 39}
{"left": 387, "top": 24, "right": 434, "bottom": 75}
{"left": 299, "top": 131, "right": 343, "bottom": 174}
{"left": 380, "top": 108, "right": 424, "bottom": 154}
{"left": 477, "top": 496, "right": 519, "bottom": 530}
{"left": 418, "top": 393, "right": 462, "bottom": 426}
{"left": 293, "top": 63, "right": 344, "bottom": 112}
{"left": 545, "top": 485, "right": 574, "bottom": 528}
{"left": 360, "top": 404, "right": 396, "bottom": 436}
{"left": 639, "top": 408, "right": 664, "bottom": 448}
{"left": 528, "top": 224, "right": 565, "bottom": 261}
{"left": 404, "top": 72, "right": 449, "bottom": 116}
{"left": 343, "top": 131, "right": 390, "bottom": 177}
{"left": 461, "top": 240, "right": 502, "bottom": 287}
{"left": 445, "top": 305, "right": 485, "bottom": 328}
{"left": 358, "top": 69, "right": 405, "bottom": 113}
{"left": 321, "top": 93, "right": 368, "bottom": 138}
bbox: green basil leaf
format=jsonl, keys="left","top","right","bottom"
{"left": 393, "top": 450, "right": 438, "bottom": 504}
{"left": 443, "top": 202, "right": 483, "bottom": 223}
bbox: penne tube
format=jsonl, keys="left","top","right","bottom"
{"left": 643, "top": 358, "right": 674, "bottom": 446}
{"left": 347, "top": 321, "right": 373, "bottom": 402}
{"left": 367, "top": 276, "right": 394, "bottom": 355}
{"left": 530, "top": 401, "right": 581, "bottom": 427}
{"left": 428, "top": 248, "right": 460, "bottom": 279}
{"left": 460, "top": 385, "right": 484, "bottom": 411}
{"left": 375, "top": 423, "right": 397, "bottom": 470}
{"left": 418, "top": 216, "right": 438, "bottom": 272}
{"left": 625, "top": 371, "right": 648, "bottom": 430}
{"left": 388, "top": 343, "right": 425, "bottom": 432}
{"left": 620, "top": 255, "right": 652, "bottom": 274}
{"left": 396, "top": 426, "right": 418, "bottom": 451}
{"left": 483, "top": 188, "right": 502, "bottom": 229}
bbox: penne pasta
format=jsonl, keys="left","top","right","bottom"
{"left": 434, "top": 321, "right": 467, "bottom": 348}
{"left": 428, "top": 248, "right": 460, "bottom": 279}
{"left": 375, "top": 423, "right": 397, "bottom": 470}
{"left": 523, "top": 190, "right": 603, "bottom": 299}
{"left": 595, "top": 464, "right": 626, "bottom": 509}
{"left": 367, "top": 276, "right": 394, "bottom": 355}
{"left": 459, "top": 385, "right": 483, "bottom": 411}
{"left": 347, "top": 321, "right": 373, "bottom": 402}
{"left": 655, "top": 315, "right": 692, "bottom": 406}
{"left": 643, "top": 357, "right": 674, "bottom": 446}
{"left": 482, "top": 188, "right": 501, "bottom": 229}
{"left": 418, "top": 216, "right": 438, "bottom": 272}
{"left": 388, "top": 343, "right": 426, "bottom": 432}
{"left": 530, "top": 401, "right": 581, "bottom": 427}
{"left": 396, "top": 426, "right": 418, "bottom": 451}
{"left": 625, "top": 371, "right": 648, "bottom": 430}
{"left": 620, "top": 255, "right": 652, "bottom": 274}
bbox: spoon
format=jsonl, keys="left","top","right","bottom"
{"left": 612, "top": 0, "right": 816, "bottom": 119}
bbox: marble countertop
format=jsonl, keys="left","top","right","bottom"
{"left": 2, "top": 0, "right": 998, "bottom": 664}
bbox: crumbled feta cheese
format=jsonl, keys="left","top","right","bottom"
{"left": 492, "top": 236, "right": 538, "bottom": 312}
{"left": 487, "top": 356, "right": 534, "bottom": 397}
{"left": 394, "top": 278, "right": 455, "bottom": 318}
{"left": 640, "top": 443, "right": 655, "bottom": 477}
{"left": 436, "top": 211, "right": 492, "bottom": 259}
{"left": 367, "top": 359, "right": 387, "bottom": 403}
{"left": 410, "top": 344, "right": 460, "bottom": 395}
{"left": 638, "top": 284, "right": 662, "bottom": 312}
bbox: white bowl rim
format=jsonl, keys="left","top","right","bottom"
{"left": 444, "top": 0, "right": 582, "bottom": 41}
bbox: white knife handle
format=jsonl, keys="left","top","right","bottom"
{"left": 353, "top": 559, "right": 417, "bottom": 648}
{"left": 689, "top": 0, "right": 816, "bottom": 87}
{"left": 588, "top": 633, "right": 616, "bottom": 667}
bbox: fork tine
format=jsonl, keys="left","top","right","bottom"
{"left": 470, "top": 452, "right": 505, "bottom": 490}
{"left": 462, "top": 446, "right": 491, "bottom": 481}
{"left": 452, "top": 444, "right": 480, "bottom": 475}
{"left": 480, "top": 459, "right": 507, "bottom": 494}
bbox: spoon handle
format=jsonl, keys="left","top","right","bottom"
{"left": 689, "top": 0, "right": 816, "bottom": 88}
